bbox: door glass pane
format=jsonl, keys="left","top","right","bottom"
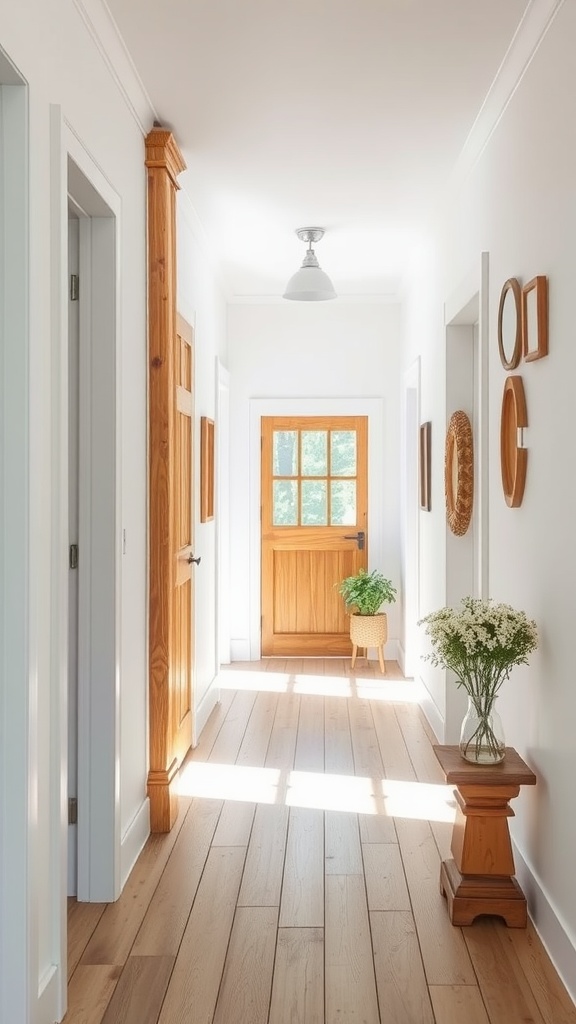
{"left": 331, "top": 430, "right": 356, "bottom": 477}
{"left": 273, "top": 431, "right": 298, "bottom": 476}
{"left": 301, "top": 431, "right": 327, "bottom": 477}
{"left": 273, "top": 480, "right": 298, "bottom": 525}
{"left": 301, "top": 480, "right": 327, "bottom": 525}
{"left": 331, "top": 480, "right": 356, "bottom": 525}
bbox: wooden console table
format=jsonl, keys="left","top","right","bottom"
{"left": 433, "top": 745, "right": 536, "bottom": 927}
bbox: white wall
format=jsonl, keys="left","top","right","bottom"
{"left": 227, "top": 301, "right": 402, "bottom": 659}
{"left": 177, "top": 196, "right": 228, "bottom": 730}
{"left": 403, "top": 1, "right": 576, "bottom": 994}
{"left": 0, "top": 0, "right": 149, "bottom": 1018}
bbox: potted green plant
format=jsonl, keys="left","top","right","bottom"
{"left": 337, "top": 568, "right": 397, "bottom": 670}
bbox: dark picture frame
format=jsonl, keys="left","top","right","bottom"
{"left": 419, "top": 421, "right": 431, "bottom": 511}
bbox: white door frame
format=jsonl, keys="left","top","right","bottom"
{"left": 0, "top": 51, "right": 34, "bottom": 1024}
{"left": 249, "top": 397, "right": 385, "bottom": 661}
{"left": 216, "top": 358, "right": 231, "bottom": 667}
{"left": 401, "top": 357, "right": 421, "bottom": 679}
{"left": 52, "top": 108, "right": 123, "bottom": 905}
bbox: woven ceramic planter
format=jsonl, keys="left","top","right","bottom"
{"left": 349, "top": 612, "right": 388, "bottom": 648}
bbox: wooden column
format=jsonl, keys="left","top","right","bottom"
{"left": 146, "top": 127, "right": 187, "bottom": 832}
{"left": 434, "top": 745, "right": 537, "bottom": 927}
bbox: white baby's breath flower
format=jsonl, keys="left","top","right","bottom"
{"left": 418, "top": 597, "right": 538, "bottom": 701}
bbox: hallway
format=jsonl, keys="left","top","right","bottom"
{"left": 65, "top": 660, "right": 576, "bottom": 1024}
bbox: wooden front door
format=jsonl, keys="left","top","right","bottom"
{"left": 261, "top": 416, "right": 368, "bottom": 656}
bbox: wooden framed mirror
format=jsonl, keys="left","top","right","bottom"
{"left": 498, "top": 277, "right": 522, "bottom": 370}
{"left": 522, "top": 275, "right": 548, "bottom": 362}
{"left": 445, "top": 410, "right": 474, "bottom": 536}
{"left": 500, "top": 375, "right": 528, "bottom": 507}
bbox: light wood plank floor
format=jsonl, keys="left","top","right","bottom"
{"left": 65, "top": 658, "right": 576, "bottom": 1024}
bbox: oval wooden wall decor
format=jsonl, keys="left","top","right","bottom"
{"left": 500, "top": 375, "right": 528, "bottom": 507}
{"left": 498, "top": 277, "right": 522, "bottom": 370}
{"left": 445, "top": 410, "right": 474, "bottom": 536}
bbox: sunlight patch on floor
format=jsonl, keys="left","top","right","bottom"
{"left": 178, "top": 762, "right": 281, "bottom": 803}
{"left": 286, "top": 771, "right": 456, "bottom": 822}
{"left": 217, "top": 669, "right": 425, "bottom": 703}
{"left": 177, "top": 761, "right": 456, "bottom": 823}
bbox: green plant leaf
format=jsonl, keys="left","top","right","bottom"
{"left": 337, "top": 568, "right": 397, "bottom": 615}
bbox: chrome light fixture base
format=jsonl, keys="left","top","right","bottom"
{"left": 295, "top": 227, "right": 324, "bottom": 245}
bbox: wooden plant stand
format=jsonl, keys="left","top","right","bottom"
{"left": 350, "top": 643, "right": 386, "bottom": 674}
{"left": 433, "top": 745, "right": 536, "bottom": 927}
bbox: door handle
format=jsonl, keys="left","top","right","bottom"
{"left": 187, "top": 553, "right": 201, "bottom": 565}
{"left": 343, "top": 531, "right": 365, "bottom": 550}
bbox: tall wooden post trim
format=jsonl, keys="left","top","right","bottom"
{"left": 146, "top": 127, "right": 186, "bottom": 832}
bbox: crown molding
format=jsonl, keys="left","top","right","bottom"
{"left": 73, "top": 0, "right": 157, "bottom": 134}
{"left": 448, "top": 0, "right": 566, "bottom": 189}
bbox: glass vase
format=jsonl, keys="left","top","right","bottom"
{"left": 459, "top": 695, "right": 505, "bottom": 764}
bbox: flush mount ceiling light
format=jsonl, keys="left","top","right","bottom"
{"left": 283, "top": 227, "right": 337, "bottom": 301}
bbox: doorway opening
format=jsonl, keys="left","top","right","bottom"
{"left": 66, "top": 152, "right": 120, "bottom": 902}
{"left": 260, "top": 415, "right": 368, "bottom": 657}
{"left": 443, "top": 253, "right": 489, "bottom": 740}
{"left": 248, "top": 398, "right": 387, "bottom": 662}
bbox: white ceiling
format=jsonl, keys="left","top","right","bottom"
{"left": 106, "top": 0, "right": 530, "bottom": 300}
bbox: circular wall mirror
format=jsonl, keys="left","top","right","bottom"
{"left": 445, "top": 410, "right": 474, "bottom": 536}
{"left": 498, "top": 278, "right": 522, "bottom": 370}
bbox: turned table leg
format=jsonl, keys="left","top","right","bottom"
{"left": 440, "top": 782, "right": 526, "bottom": 926}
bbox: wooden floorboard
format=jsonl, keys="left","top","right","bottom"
{"left": 212, "top": 906, "right": 278, "bottom": 1024}
{"left": 157, "top": 845, "right": 246, "bottom": 1024}
{"left": 66, "top": 659, "right": 576, "bottom": 1024}
{"left": 131, "top": 796, "right": 222, "bottom": 956}
{"left": 99, "top": 956, "right": 174, "bottom": 1024}
{"left": 325, "top": 873, "right": 380, "bottom": 1023}
{"left": 67, "top": 899, "right": 107, "bottom": 980}
{"left": 371, "top": 910, "right": 435, "bottom": 1024}
{"left": 268, "top": 927, "right": 324, "bottom": 1024}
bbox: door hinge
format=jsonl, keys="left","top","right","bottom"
{"left": 70, "top": 274, "right": 79, "bottom": 301}
{"left": 69, "top": 544, "right": 79, "bottom": 569}
{"left": 68, "top": 797, "right": 78, "bottom": 825}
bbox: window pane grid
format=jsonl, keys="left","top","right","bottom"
{"left": 272, "top": 428, "right": 358, "bottom": 526}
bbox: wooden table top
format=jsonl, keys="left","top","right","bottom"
{"left": 433, "top": 745, "right": 537, "bottom": 786}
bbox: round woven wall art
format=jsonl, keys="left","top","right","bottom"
{"left": 445, "top": 410, "right": 474, "bottom": 536}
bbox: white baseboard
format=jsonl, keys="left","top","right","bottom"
{"left": 231, "top": 638, "right": 400, "bottom": 664}
{"left": 512, "top": 839, "right": 576, "bottom": 1004}
{"left": 419, "top": 682, "right": 444, "bottom": 743}
{"left": 231, "top": 638, "right": 251, "bottom": 661}
{"left": 120, "top": 797, "right": 150, "bottom": 890}
{"left": 194, "top": 679, "right": 221, "bottom": 744}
